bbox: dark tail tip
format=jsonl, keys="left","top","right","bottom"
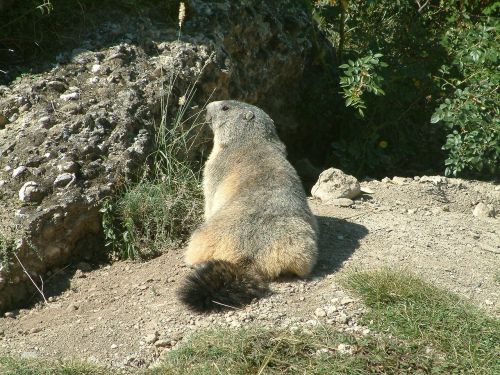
{"left": 177, "top": 260, "right": 268, "bottom": 313}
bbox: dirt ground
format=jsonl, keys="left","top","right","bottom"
{"left": 0, "top": 176, "right": 498, "bottom": 372}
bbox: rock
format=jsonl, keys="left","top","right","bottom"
{"left": 19, "top": 181, "right": 45, "bottom": 203}
{"left": 4, "top": 311, "right": 15, "bottom": 318}
{"left": 47, "top": 80, "right": 68, "bottom": 92}
{"left": 473, "top": 203, "right": 495, "bottom": 218}
{"left": 110, "top": 344, "right": 118, "bottom": 349}
{"left": 53, "top": 173, "right": 76, "bottom": 188}
{"left": 331, "top": 198, "right": 354, "bottom": 207}
{"left": 419, "top": 175, "right": 447, "bottom": 185}
{"left": 38, "top": 116, "right": 52, "bottom": 128}
{"left": 57, "top": 161, "right": 79, "bottom": 173}
{"left": 12, "top": 166, "right": 28, "bottom": 178}
{"left": 392, "top": 176, "right": 408, "bottom": 185}
{"left": 311, "top": 168, "right": 361, "bottom": 202}
{"left": 66, "top": 304, "right": 79, "bottom": 311}
{"left": 314, "top": 308, "right": 327, "bottom": 317}
{"left": 360, "top": 186, "right": 374, "bottom": 194}
{"left": 337, "top": 343, "right": 354, "bottom": 355}
{"left": 91, "top": 64, "right": 101, "bottom": 73}
{"left": 145, "top": 331, "right": 159, "bottom": 344}
{"left": 59, "top": 92, "right": 80, "bottom": 101}
{"left": 381, "top": 177, "right": 391, "bottom": 183}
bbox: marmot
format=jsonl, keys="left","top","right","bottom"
{"left": 177, "top": 100, "right": 318, "bottom": 312}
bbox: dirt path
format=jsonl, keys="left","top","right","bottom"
{"left": 0, "top": 176, "right": 498, "bottom": 371}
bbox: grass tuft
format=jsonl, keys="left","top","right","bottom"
{"left": 0, "top": 355, "right": 110, "bottom": 375}
{"left": 343, "top": 268, "right": 500, "bottom": 374}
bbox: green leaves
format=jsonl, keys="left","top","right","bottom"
{"left": 339, "top": 52, "right": 387, "bottom": 117}
{"left": 432, "top": 16, "right": 499, "bottom": 177}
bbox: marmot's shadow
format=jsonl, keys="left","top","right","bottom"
{"left": 311, "top": 215, "right": 368, "bottom": 277}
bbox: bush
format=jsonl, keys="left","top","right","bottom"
{"left": 312, "top": 0, "right": 498, "bottom": 179}
{"left": 431, "top": 15, "right": 499, "bottom": 177}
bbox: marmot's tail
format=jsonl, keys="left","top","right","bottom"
{"left": 177, "top": 259, "right": 268, "bottom": 313}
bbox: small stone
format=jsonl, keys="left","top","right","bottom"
{"left": 381, "top": 177, "right": 391, "bottom": 183}
{"left": 53, "top": 173, "right": 75, "bottom": 188}
{"left": 67, "top": 304, "right": 79, "bottom": 311}
{"left": 360, "top": 186, "right": 374, "bottom": 194}
{"left": 337, "top": 343, "right": 354, "bottom": 355}
{"left": 392, "top": 176, "right": 408, "bottom": 185}
{"left": 315, "top": 308, "right": 327, "bottom": 317}
{"left": 58, "top": 161, "right": 79, "bottom": 173}
{"left": 19, "top": 181, "right": 44, "bottom": 202}
{"left": 38, "top": 116, "right": 52, "bottom": 128}
{"left": 484, "top": 300, "right": 493, "bottom": 306}
{"left": 0, "top": 180, "right": 6, "bottom": 188}
{"left": 110, "top": 344, "right": 118, "bottom": 349}
{"left": 4, "top": 312, "right": 15, "bottom": 318}
{"left": 473, "top": 203, "right": 495, "bottom": 218}
{"left": 431, "top": 207, "right": 442, "bottom": 215}
{"left": 60, "top": 92, "right": 80, "bottom": 101}
{"left": 91, "top": 64, "right": 101, "bottom": 73}
{"left": 145, "top": 331, "right": 159, "bottom": 344}
{"left": 407, "top": 209, "right": 416, "bottom": 214}
{"left": 12, "top": 166, "right": 28, "bottom": 178}
{"left": 332, "top": 198, "right": 354, "bottom": 207}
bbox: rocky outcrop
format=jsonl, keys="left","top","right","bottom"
{"left": 0, "top": 0, "right": 323, "bottom": 312}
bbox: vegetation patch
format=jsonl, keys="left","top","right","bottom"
{"left": 343, "top": 268, "right": 500, "bottom": 374}
{"left": 0, "top": 356, "right": 110, "bottom": 375}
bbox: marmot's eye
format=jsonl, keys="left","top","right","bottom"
{"left": 221, "top": 105, "right": 229, "bottom": 111}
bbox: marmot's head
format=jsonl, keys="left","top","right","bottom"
{"left": 206, "top": 100, "right": 280, "bottom": 146}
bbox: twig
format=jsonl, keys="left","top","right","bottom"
{"left": 212, "top": 300, "right": 241, "bottom": 310}
{"left": 13, "top": 252, "right": 48, "bottom": 304}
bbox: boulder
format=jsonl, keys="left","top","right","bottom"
{"left": 311, "top": 168, "right": 361, "bottom": 202}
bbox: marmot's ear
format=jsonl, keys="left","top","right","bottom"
{"left": 244, "top": 111, "right": 255, "bottom": 121}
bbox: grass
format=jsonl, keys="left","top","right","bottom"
{"left": 343, "top": 268, "right": 500, "bottom": 374}
{"left": 150, "top": 326, "right": 449, "bottom": 374}
{"left": 101, "top": 68, "right": 207, "bottom": 260}
{"left": 0, "top": 356, "right": 110, "bottom": 375}
{"left": 3, "top": 270, "right": 498, "bottom": 374}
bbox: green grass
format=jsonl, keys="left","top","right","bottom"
{"left": 343, "top": 268, "right": 500, "bottom": 374}
{"left": 0, "top": 356, "right": 110, "bottom": 375}
{"left": 149, "top": 326, "right": 449, "bottom": 375}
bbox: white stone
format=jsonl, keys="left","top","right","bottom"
{"left": 311, "top": 168, "right": 360, "bottom": 202}
{"left": 91, "top": 64, "right": 101, "bottom": 73}
{"left": 59, "top": 92, "right": 80, "bottom": 101}
{"left": 473, "top": 203, "right": 495, "bottom": 218}
{"left": 19, "top": 181, "right": 42, "bottom": 202}
{"left": 12, "top": 166, "right": 27, "bottom": 178}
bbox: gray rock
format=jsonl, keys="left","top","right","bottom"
{"left": 473, "top": 203, "right": 496, "bottom": 218}
{"left": 311, "top": 168, "right": 361, "bottom": 201}
{"left": 18, "top": 181, "right": 44, "bottom": 202}
{"left": 59, "top": 92, "right": 80, "bottom": 101}
{"left": 420, "top": 175, "right": 447, "bottom": 185}
{"left": 12, "top": 166, "right": 28, "bottom": 178}
{"left": 53, "top": 173, "right": 76, "bottom": 188}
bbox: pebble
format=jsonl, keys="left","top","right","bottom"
{"left": 314, "top": 308, "right": 327, "bottom": 317}
{"left": 473, "top": 203, "right": 495, "bottom": 218}
{"left": 19, "top": 181, "right": 44, "bottom": 202}
{"left": 331, "top": 198, "right": 354, "bottom": 207}
{"left": 145, "top": 331, "right": 159, "bottom": 344}
{"left": 60, "top": 92, "right": 80, "bottom": 101}
{"left": 12, "top": 166, "right": 27, "bottom": 178}
{"left": 53, "top": 173, "right": 75, "bottom": 188}
{"left": 4, "top": 312, "right": 15, "bottom": 318}
{"left": 110, "top": 344, "right": 118, "bottom": 349}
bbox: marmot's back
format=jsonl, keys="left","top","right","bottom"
{"left": 178, "top": 100, "right": 318, "bottom": 312}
